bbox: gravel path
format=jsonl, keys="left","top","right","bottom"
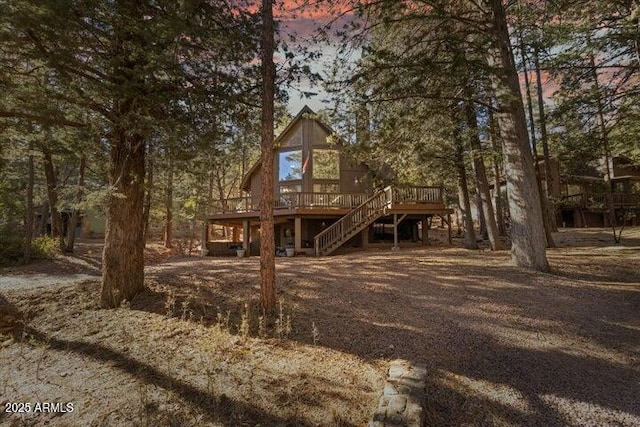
{"left": 1, "top": 229, "right": 639, "bottom": 426}
{"left": 0, "top": 273, "right": 99, "bottom": 291}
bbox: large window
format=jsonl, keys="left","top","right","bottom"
{"left": 279, "top": 150, "right": 302, "bottom": 181}
{"left": 313, "top": 183, "right": 339, "bottom": 193}
{"left": 313, "top": 150, "right": 339, "bottom": 180}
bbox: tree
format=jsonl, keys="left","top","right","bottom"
{"left": 327, "top": 0, "right": 547, "bottom": 262}
{"left": 1, "top": 1, "right": 260, "bottom": 306}
{"left": 485, "top": 0, "right": 549, "bottom": 270}
{"left": 260, "top": 0, "right": 277, "bottom": 312}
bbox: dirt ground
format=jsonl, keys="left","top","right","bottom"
{"left": 1, "top": 228, "right": 639, "bottom": 427}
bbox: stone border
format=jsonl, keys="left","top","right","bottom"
{"left": 370, "top": 359, "right": 427, "bottom": 427}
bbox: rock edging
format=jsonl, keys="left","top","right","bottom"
{"left": 370, "top": 359, "right": 427, "bottom": 427}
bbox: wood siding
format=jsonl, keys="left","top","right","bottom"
{"left": 247, "top": 114, "right": 369, "bottom": 197}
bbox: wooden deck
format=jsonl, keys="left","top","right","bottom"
{"left": 208, "top": 186, "right": 448, "bottom": 222}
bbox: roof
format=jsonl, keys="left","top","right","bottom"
{"left": 240, "top": 105, "right": 342, "bottom": 191}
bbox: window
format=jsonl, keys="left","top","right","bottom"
{"left": 279, "top": 150, "right": 302, "bottom": 181}
{"left": 279, "top": 184, "right": 301, "bottom": 193}
{"left": 313, "top": 183, "right": 339, "bottom": 193}
{"left": 313, "top": 150, "right": 339, "bottom": 180}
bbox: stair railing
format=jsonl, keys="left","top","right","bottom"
{"left": 314, "top": 186, "right": 392, "bottom": 256}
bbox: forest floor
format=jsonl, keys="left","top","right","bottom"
{"left": 1, "top": 227, "right": 639, "bottom": 427}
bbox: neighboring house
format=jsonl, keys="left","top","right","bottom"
{"left": 206, "top": 106, "right": 453, "bottom": 256}
{"left": 558, "top": 156, "right": 640, "bottom": 227}
{"left": 35, "top": 207, "right": 105, "bottom": 238}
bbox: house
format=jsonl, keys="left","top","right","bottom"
{"left": 558, "top": 156, "right": 640, "bottom": 227}
{"left": 205, "top": 106, "right": 453, "bottom": 256}
{"left": 35, "top": 206, "right": 105, "bottom": 239}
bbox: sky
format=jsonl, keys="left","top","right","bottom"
{"left": 276, "top": 2, "right": 356, "bottom": 115}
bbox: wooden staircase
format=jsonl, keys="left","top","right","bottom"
{"left": 314, "top": 187, "right": 393, "bottom": 256}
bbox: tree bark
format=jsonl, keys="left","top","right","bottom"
{"left": 465, "top": 100, "right": 504, "bottom": 250}
{"left": 41, "top": 140, "right": 64, "bottom": 250}
{"left": 519, "top": 43, "right": 556, "bottom": 248}
{"left": 37, "top": 200, "right": 49, "bottom": 237}
{"left": 101, "top": 0, "right": 147, "bottom": 308}
{"left": 23, "top": 142, "right": 35, "bottom": 264}
{"left": 588, "top": 49, "right": 618, "bottom": 241}
{"left": 101, "top": 131, "right": 146, "bottom": 308}
{"left": 474, "top": 185, "right": 488, "bottom": 240}
{"left": 65, "top": 153, "right": 86, "bottom": 253}
{"left": 143, "top": 142, "right": 154, "bottom": 243}
{"left": 533, "top": 49, "right": 557, "bottom": 231}
{"left": 454, "top": 124, "right": 479, "bottom": 250}
{"left": 163, "top": 153, "right": 174, "bottom": 249}
{"left": 486, "top": 0, "right": 549, "bottom": 271}
{"left": 488, "top": 107, "right": 506, "bottom": 236}
{"left": 260, "top": 0, "right": 277, "bottom": 312}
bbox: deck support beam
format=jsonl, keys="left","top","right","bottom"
{"left": 362, "top": 227, "right": 369, "bottom": 249}
{"left": 392, "top": 214, "right": 408, "bottom": 251}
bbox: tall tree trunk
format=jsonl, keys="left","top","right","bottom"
{"left": 23, "top": 142, "right": 35, "bottom": 264}
{"left": 260, "top": 0, "right": 277, "bottom": 312}
{"left": 65, "top": 153, "right": 86, "bottom": 253}
{"left": 465, "top": 99, "right": 504, "bottom": 250}
{"left": 488, "top": 107, "right": 506, "bottom": 236}
{"left": 533, "top": 49, "right": 557, "bottom": 231}
{"left": 41, "top": 140, "right": 64, "bottom": 250}
{"left": 486, "top": 0, "right": 549, "bottom": 271}
{"left": 454, "top": 125, "right": 479, "bottom": 250}
{"left": 588, "top": 48, "right": 618, "bottom": 241}
{"left": 101, "top": 0, "right": 147, "bottom": 308}
{"left": 164, "top": 154, "right": 174, "bottom": 249}
{"left": 37, "top": 200, "right": 49, "bottom": 237}
{"left": 519, "top": 42, "right": 556, "bottom": 248}
{"left": 143, "top": 142, "right": 154, "bottom": 243}
{"left": 101, "top": 131, "right": 146, "bottom": 308}
{"left": 474, "top": 184, "right": 488, "bottom": 240}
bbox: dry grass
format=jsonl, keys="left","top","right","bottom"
{"left": 1, "top": 228, "right": 639, "bottom": 426}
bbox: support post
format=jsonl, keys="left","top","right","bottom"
{"left": 447, "top": 213, "right": 452, "bottom": 245}
{"left": 362, "top": 226, "right": 369, "bottom": 249}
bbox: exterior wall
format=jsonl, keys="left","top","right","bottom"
{"left": 250, "top": 164, "right": 262, "bottom": 206}
{"left": 247, "top": 115, "right": 370, "bottom": 198}
{"left": 80, "top": 209, "right": 105, "bottom": 238}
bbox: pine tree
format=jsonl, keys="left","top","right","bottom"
{"left": 1, "top": 1, "right": 260, "bottom": 306}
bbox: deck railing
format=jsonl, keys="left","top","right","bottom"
{"left": 561, "top": 192, "right": 639, "bottom": 209}
{"left": 208, "top": 186, "right": 445, "bottom": 215}
{"left": 390, "top": 186, "right": 442, "bottom": 204}
{"left": 209, "top": 192, "right": 370, "bottom": 214}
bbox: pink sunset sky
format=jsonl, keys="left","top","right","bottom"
{"left": 274, "top": 0, "right": 357, "bottom": 114}
{"left": 275, "top": 2, "right": 565, "bottom": 115}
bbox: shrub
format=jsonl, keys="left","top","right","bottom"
{"left": 0, "top": 225, "right": 24, "bottom": 266}
{"left": 0, "top": 227, "right": 60, "bottom": 266}
{"left": 31, "top": 236, "right": 61, "bottom": 259}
